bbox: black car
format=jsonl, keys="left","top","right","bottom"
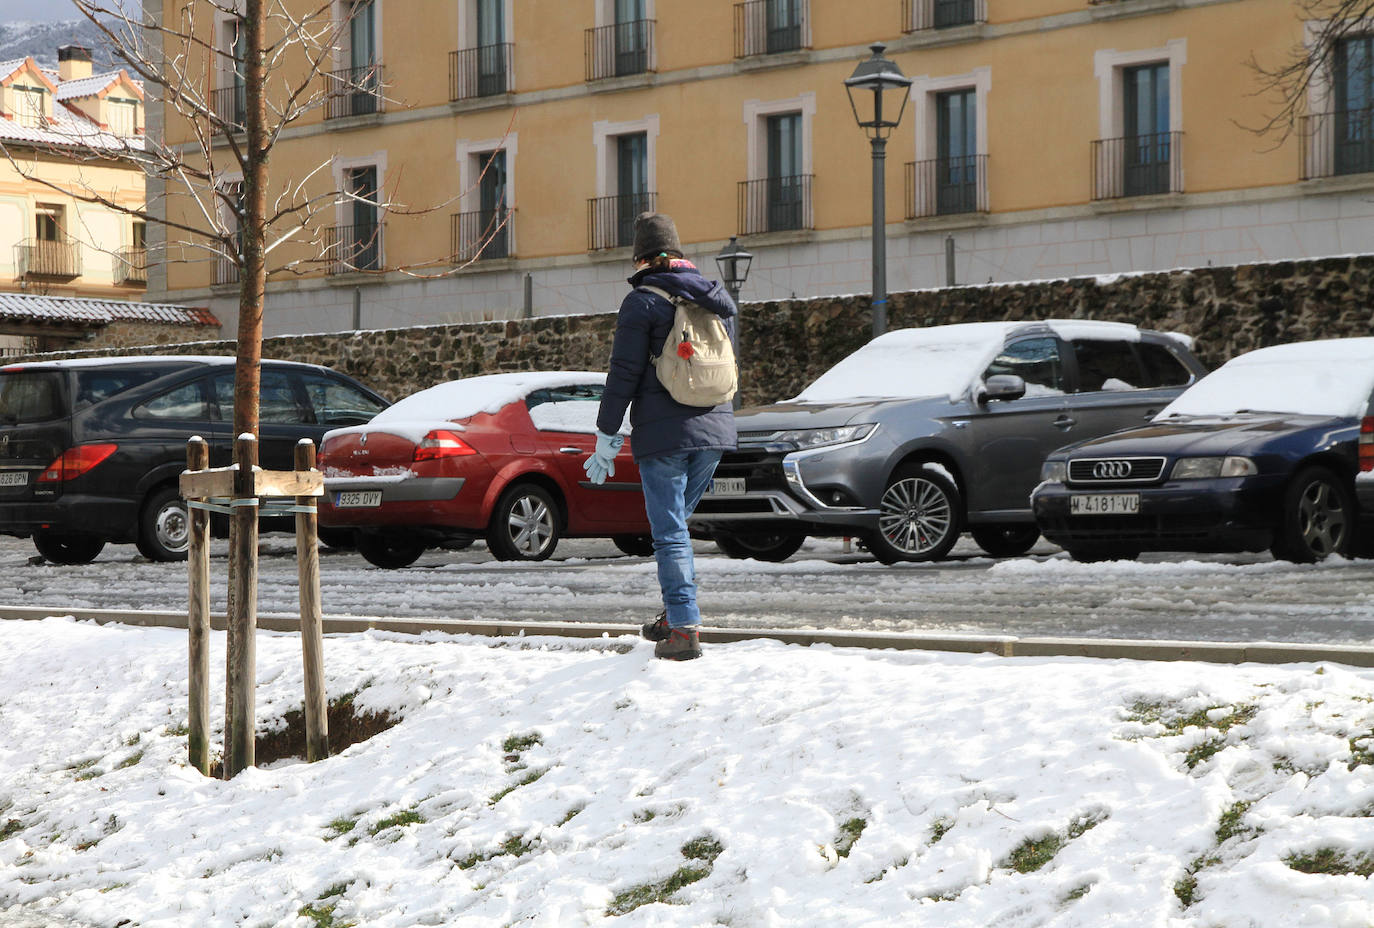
{"left": 690, "top": 320, "right": 1206, "bottom": 563}
{"left": 1032, "top": 337, "right": 1374, "bottom": 562}
{"left": 0, "top": 356, "right": 389, "bottom": 563}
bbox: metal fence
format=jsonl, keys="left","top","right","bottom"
{"left": 905, "top": 155, "right": 987, "bottom": 219}
{"left": 211, "top": 85, "right": 245, "bottom": 130}
{"left": 587, "top": 192, "right": 656, "bottom": 251}
{"left": 325, "top": 65, "right": 385, "bottom": 120}
{"left": 585, "top": 20, "right": 655, "bottom": 81}
{"left": 903, "top": 0, "right": 985, "bottom": 32}
{"left": 1091, "top": 131, "right": 1183, "bottom": 200}
{"left": 212, "top": 254, "right": 239, "bottom": 286}
{"left": 734, "top": 0, "right": 809, "bottom": 58}
{"left": 452, "top": 208, "right": 514, "bottom": 262}
{"left": 737, "top": 175, "right": 813, "bottom": 235}
{"left": 449, "top": 43, "right": 513, "bottom": 101}
{"left": 16, "top": 239, "right": 81, "bottom": 279}
{"left": 325, "top": 223, "right": 385, "bottom": 274}
{"left": 1299, "top": 109, "right": 1374, "bottom": 180}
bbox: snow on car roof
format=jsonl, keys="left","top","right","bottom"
{"left": 377, "top": 371, "right": 607, "bottom": 423}
{"left": 1160, "top": 337, "right": 1374, "bottom": 420}
{"left": 794, "top": 320, "right": 1145, "bottom": 403}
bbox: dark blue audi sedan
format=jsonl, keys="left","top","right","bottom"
{"left": 1032, "top": 337, "right": 1374, "bottom": 563}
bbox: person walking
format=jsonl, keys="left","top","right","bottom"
{"left": 584, "top": 212, "right": 738, "bottom": 661}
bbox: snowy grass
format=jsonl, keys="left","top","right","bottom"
{"left": 1, "top": 617, "right": 1373, "bottom": 927}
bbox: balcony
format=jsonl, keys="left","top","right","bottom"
{"left": 16, "top": 239, "right": 81, "bottom": 280}
{"left": 325, "top": 65, "right": 385, "bottom": 121}
{"left": 585, "top": 20, "right": 655, "bottom": 82}
{"left": 449, "top": 43, "right": 513, "bottom": 101}
{"left": 452, "top": 207, "right": 515, "bottom": 263}
{"left": 325, "top": 222, "right": 385, "bottom": 275}
{"left": 906, "top": 155, "right": 987, "bottom": 219}
{"left": 212, "top": 254, "right": 239, "bottom": 286}
{"left": 113, "top": 246, "right": 148, "bottom": 285}
{"left": 1091, "top": 131, "right": 1183, "bottom": 200}
{"left": 903, "top": 0, "right": 986, "bottom": 32}
{"left": 588, "top": 192, "right": 656, "bottom": 251}
{"left": 738, "top": 175, "right": 813, "bottom": 235}
{"left": 1300, "top": 108, "right": 1374, "bottom": 180}
{"left": 735, "top": 0, "right": 809, "bottom": 58}
{"left": 211, "top": 85, "right": 245, "bottom": 130}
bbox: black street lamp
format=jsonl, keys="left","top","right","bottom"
{"left": 715, "top": 235, "right": 753, "bottom": 409}
{"left": 845, "top": 42, "right": 911, "bottom": 339}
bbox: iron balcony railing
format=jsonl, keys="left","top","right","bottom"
{"left": 1299, "top": 108, "right": 1374, "bottom": 180}
{"left": 449, "top": 43, "right": 513, "bottom": 101}
{"left": 212, "top": 254, "right": 239, "bottom": 286}
{"left": 326, "top": 222, "right": 385, "bottom": 274}
{"left": 16, "top": 239, "right": 81, "bottom": 280}
{"left": 1091, "top": 131, "right": 1183, "bottom": 200}
{"left": 325, "top": 64, "right": 385, "bottom": 120}
{"left": 211, "top": 84, "right": 246, "bottom": 130}
{"left": 114, "top": 246, "right": 147, "bottom": 285}
{"left": 905, "top": 155, "right": 988, "bottom": 219}
{"left": 452, "top": 207, "right": 515, "bottom": 262}
{"left": 734, "top": 0, "right": 809, "bottom": 58}
{"left": 588, "top": 192, "right": 656, "bottom": 251}
{"left": 585, "top": 19, "right": 655, "bottom": 81}
{"left": 903, "top": 0, "right": 986, "bottom": 31}
{"left": 738, "top": 175, "right": 813, "bottom": 235}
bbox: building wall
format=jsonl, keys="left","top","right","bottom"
{"left": 37, "top": 254, "right": 1374, "bottom": 407}
{"left": 151, "top": 0, "right": 1366, "bottom": 338}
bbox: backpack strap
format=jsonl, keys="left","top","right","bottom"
{"left": 637, "top": 285, "right": 677, "bottom": 304}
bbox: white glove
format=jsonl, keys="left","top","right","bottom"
{"left": 583, "top": 431, "right": 624, "bottom": 485}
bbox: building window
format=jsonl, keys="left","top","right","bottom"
{"left": 740, "top": 94, "right": 814, "bottom": 234}
{"left": 13, "top": 85, "right": 46, "bottom": 128}
{"left": 327, "top": 0, "right": 384, "bottom": 119}
{"left": 903, "top": 0, "right": 986, "bottom": 33}
{"left": 735, "top": 0, "right": 809, "bottom": 58}
{"left": 214, "top": 180, "right": 243, "bottom": 285}
{"left": 451, "top": 0, "right": 513, "bottom": 100}
{"left": 454, "top": 149, "right": 513, "bottom": 262}
{"left": 586, "top": 0, "right": 655, "bottom": 80}
{"left": 765, "top": 113, "right": 804, "bottom": 230}
{"left": 1333, "top": 35, "right": 1374, "bottom": 176}
{"left": 107, "top": 97, "right": 138, "bottom": 136}
{"left": 214, "top": 17, "right": 246, "bottom": 128}
{"left": 334, "top": 165, "right": 382, "bottom": 272}
{"left": 21, "top": 204, "right": 79, "bottom": 279}
{"left": 589, "top": 117, "right": 657, "bottom": 250}
{"left": 1122, "top": 63, "right": 1171, "bottom": 196}
{"left": 36, "top": 204, "right": 62, "bottom": 242}
{"left": 1092, "top": 41, "right": 1185, "bottom": 200}
{"left": 907, "top": 69, "right": 989, "bottom": 220}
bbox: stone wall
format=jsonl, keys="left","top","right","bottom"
{"left": 87, "top": 321, "right": 223, "bottom": 350}
{"left": 19, "top": 256, "right": 1374, "bottom": 405}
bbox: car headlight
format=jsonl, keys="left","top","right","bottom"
{"left": 775, "top": 424, "right": 876, "bottom": 450}
{"left": 1171, "top": 456, "right": 1258, "bottom": 479}
{"left": 1040, "top": 460, "right": 1067, "bottom": 483}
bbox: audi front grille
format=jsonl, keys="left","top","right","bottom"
{"left": 1067, "top": 456, "right": 1167, "bottom": 485}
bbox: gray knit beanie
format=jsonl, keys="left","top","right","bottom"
{"left": 631, "top": 212, "right": 683, "bottom": 262}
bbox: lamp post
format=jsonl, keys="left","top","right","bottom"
{"left": 845, "top": 43, "right": 911, "bottom": 339}
{"left": 715, "top": 235, "right": 753, "bottom": 409}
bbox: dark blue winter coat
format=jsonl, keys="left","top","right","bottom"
{"left": 596, "top": 261, "right": 739, "bottom": 460}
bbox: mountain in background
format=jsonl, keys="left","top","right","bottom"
{"left": 0, "top": 19, "right": 116, "bottom": 70}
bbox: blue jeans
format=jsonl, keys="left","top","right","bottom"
{"left": 638, "top": 450, "right": 723, "bottom": 629}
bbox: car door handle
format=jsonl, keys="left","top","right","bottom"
{"left": 1053, "top": 416, "right": 1077, "bottom": 430}
{"left": 559, "top": 447, "right": 585, "bottom": 455}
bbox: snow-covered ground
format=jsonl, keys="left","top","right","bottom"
{"left": 2, "top": 616, "right": 1373, "bottom": 927}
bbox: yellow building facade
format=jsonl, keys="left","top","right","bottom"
{"left": 150, "top": 0, "right": 1358, "bottom": 338}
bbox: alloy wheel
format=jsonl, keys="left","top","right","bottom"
{"left": 506, "top": 493, "right": 555, "bottom": 557}
{"left": 878, "top": 474, "right": 954, "bottom": 556}
{"left": 1297, "top": 478, "right": 1348, "bottom": 557}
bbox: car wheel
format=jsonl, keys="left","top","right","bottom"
{"left": 356, "top": 532, "right": 426, "bottom": 569}
{"left": 970, "top": 524, "right": 1041, "bottom": 558}
{"left": 711, "top": 531, "right": 805, "bottom": 562}
{"left": 487, "top": 483, "right": 561, "bottom": 561}
{"left": 1270, "top": 466, "right": 1354, "bottom": 563}
{"left": 612, "top": 534, "right": 656, "bottom": 557}
{"left": 866, "top": 465, "right": 963, "bottom": 564}
{"left": 136, "top": 486, "right": 190, "bottom": 562}
{"left": 317, "top": 528, "right": 357, "bottom": 550}
{"left": 1065, "top": 545, "right": 1140, "bottom": 563}
{"left": 33, "top": 532, "right": 105, "bottom": 565}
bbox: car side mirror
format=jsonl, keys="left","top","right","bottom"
{"left": 979, "top": 374, "right": 1027, "bottom": 404}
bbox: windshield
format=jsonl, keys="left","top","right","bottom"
{"left": 1160, "top": 357, "right": 1374, "bottom": 420}
{"left": 795, "top": 326, "right": 1010, "bottom": 403}
{"left": 0, "top": 370, "right": 65, "bottom": 424}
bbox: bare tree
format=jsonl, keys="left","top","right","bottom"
{"left": 1, "top": 0, "right": 510, "bottom": 777}
{"left": 1247, "top": 1, "right": 1374, "bottom": 141}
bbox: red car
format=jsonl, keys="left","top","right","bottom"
{"left": 318, "top": 372, "right": 650, "bottom": 567}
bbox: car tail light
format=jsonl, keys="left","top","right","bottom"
{"left": 413, "top": 430, "right": 476, "bottom": 461}
{"left": 1361, "top": 417, "right": 1374, "bottom": 472}
{"left": 38, "top": 444, "right": 118, "bottom": 482}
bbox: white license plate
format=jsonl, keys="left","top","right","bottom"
{"left": 1070, "top": 493, "right": 1140, "bottom": 515}
{"left": 704, "top": 477, "right": 746, "bottom": 497}
{"left": 335, "top": 490, "right": 383, "bottom": 508}
{"left": 0, "top": 471, "right": 26, "bottom": 487}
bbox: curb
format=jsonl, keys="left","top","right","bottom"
{"left": 2, "top": 604, "right": 1372, "bottom": 667}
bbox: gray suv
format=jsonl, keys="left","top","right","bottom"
{"left": 690, "top": 320, "right": 1206, "bottom": 563}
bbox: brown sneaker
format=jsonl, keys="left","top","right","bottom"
{"left": 641, "top": 611, "right": 669, "bottom": 642}
{"left": 654, "top": 626, "right": 702, "bottom": 661}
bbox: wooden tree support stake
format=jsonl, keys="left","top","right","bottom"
{"left": 186, "top": 437, "right": 211, "bottom": 776}
{"left": 295, "top": 440, "right": 329, "bottom": 762}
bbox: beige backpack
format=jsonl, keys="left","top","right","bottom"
{"left": 640, "top": 285, "right": 738, "bottom": 408}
